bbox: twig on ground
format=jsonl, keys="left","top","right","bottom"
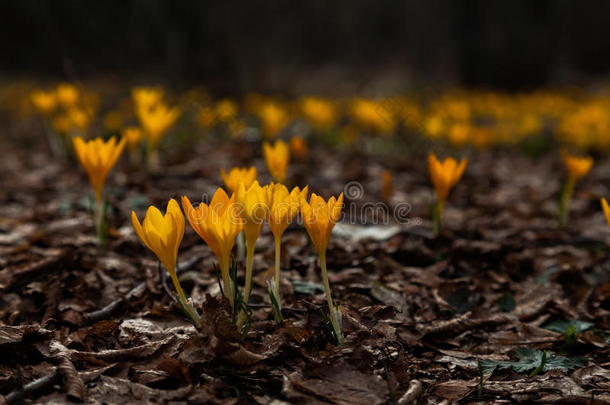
{"left": 3, "top": 369, "right": 60, "bottom": 405}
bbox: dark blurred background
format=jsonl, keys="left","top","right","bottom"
{"left": 2, "top": 0, "right": 610, "bottom": 93}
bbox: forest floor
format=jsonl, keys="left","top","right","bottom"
{"left": 1, "top": 135, "right": 610, "bottom": 404}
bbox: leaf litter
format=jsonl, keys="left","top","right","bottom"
{"left": 1, "top": 138, "right": 610, "bottom": 403}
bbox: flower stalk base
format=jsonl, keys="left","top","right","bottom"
{"left": 320, "top": 252, "right": 343, "bottom": 343}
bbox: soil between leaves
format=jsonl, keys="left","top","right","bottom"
{"left": 1, "top": 137, "right": 610, "bottom": 404}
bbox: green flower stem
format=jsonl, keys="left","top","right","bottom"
{"left": 273, "top": 236, "right": 282, "bottom": 309}
{"left": 432, "top": 198, "right": 445, "bottom": 236}
{"left": 320, "top": 251, "right": 343, "bottom": 342}
{"left": 169, "top": 268, "right": 200, "bottom": 326}
{"left": 319, "top": 251, "right": 334, "bottom": 310}
{"left": 220, "top": 255, "right": 234, "bottom": 307}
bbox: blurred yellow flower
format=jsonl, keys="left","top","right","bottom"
{"left": 30, "top": 90, "right": 57, "bottom": 115}
{"left": 350, "top": 98, "right": 396, "bottom": 135}
{"left": 562, "top": 153, "right": 593, "bottom": 182}
{"left": 300, "top": 97, "right": 337, "bottom": 131}
{"left": 215, "top": 99, "right": 238, "bottom": 122}
{"left": 221, "top": 166, "right": 257, "bottom": 193}
{"left": 448, "top": 123, "right": 470, "bottom": 147}
{"left": 290, "top": 136, "right": 308, "bottom": 161}
{"left": 132, "top": 87, "right": 164, "bottom": 115}
{"left": 428, "top": 153, "right": 467, "bottom": 235}
{"left": 72, "top": 136, "right": 126, "bottom": 201}
{"left": 137, "top": 102, "right": 180, "bottom": 150}
{"left": 68, "top": 107, "right": 92, "bottom": 133}
{"left": 428, "top": 153, "right": 468, "bottom": 202}
{"left": 56, "top": 83, "right": 79, "bottom": 108}
{"left": 558, "top": 153, "right": 593, "bottom": 226}
{"left": 263, "top": 140, "right": 290, "bottom": 183}
{"left": 258, "top": 101, "right": 289, "bottom": 138}
{"left": 122, "top": 126, "right": 143, "bottom": 152}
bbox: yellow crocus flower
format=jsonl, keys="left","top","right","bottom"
{"left": 428, "top": 153, "right": 467, "bottom": 203}
{"left": 137, "top": 102, "right": 180, "bottom": 150}
{"left": 300, "top": 192, "right": 344, "bottom": 341}
{"left": 428, "top": 153, "right": 467, "bottom": 235}
{"left": 68, "top": 107, "right": 92, "bottom": 134}
{"left": 258, "top": 102, "right": 289, "bottom": 138}
{"left": 601, "top": 198, "right": 610, "bottom": 226}
{"left": 132, "top": 87, "right": 164, "bottom": 115}
{"left": 182, "top": 189, "right": 243, "bottom": 306}
{"left": 131, "top": 199, "right": 199, "bottom": 325}
{"left": 131, "top": 199, "right": 184, "bottom": 274}
{"left": 300, "top": 97, "right": 337, "bottom": 131}
{"left": 301, "top": 193, "right": 343, "bottom": 255}
{"left": 235, "top": 181, "right": 270, "bottom": 300}
{"left": 56, "top": 83, "right": 79, "bottom": 108}
{"left": 221, "top": 166, "right": 257, "bottom": 194}
{"left": 122, "top": 126, "right": 143, "bottom": 152}
{"left": 263, "top": 140, "right": 290, "bottom": 183}
{"left": 72, "top": 136, "right": 126, "bottom": 202}
{"left": 350, "top": 98, "right": 396, "bottom": 135}
{"left": 266, "top": 183, "right": 308, "bottom": 312}
{"left": 30, "top": 90, "right": 57, "bottom": 115}
{"left": 215, "top": 99, "right": 238, "bottom": 122}
{"left": 559, "top": 153, "right": 593, "bottom": 226}
{"left": 562, "top": 153, "right": 593, "bottom": 182}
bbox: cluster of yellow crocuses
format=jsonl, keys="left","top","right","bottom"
{"left": 69, "top": 130, "right": 608, "bottom": 344}
{"left": 131, "top": 168, "right": 345, "bottom": 340}
{"left": 31, "top": 83, "right": 98, "bottom": 137}
{"left": 131, "top": 87, "right": 181, "bottom": 168}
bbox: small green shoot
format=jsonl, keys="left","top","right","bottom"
{"left": 529, "top": 350, "right": 546, "bottom": 377}
{"left": 268, "top": 282, "right": 283, "bottom": 323}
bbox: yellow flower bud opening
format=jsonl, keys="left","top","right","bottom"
{"left": 73, "top": 136, "right": 126, "bottom": 202}
{"left": 428, "top": 153, "right": 467, "bottom": 235}
{"left": 182, "top": 188, "right": 244, "bottom": 307}
{"left": 131, "top": 199, "right": 199, "bottom": 325}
